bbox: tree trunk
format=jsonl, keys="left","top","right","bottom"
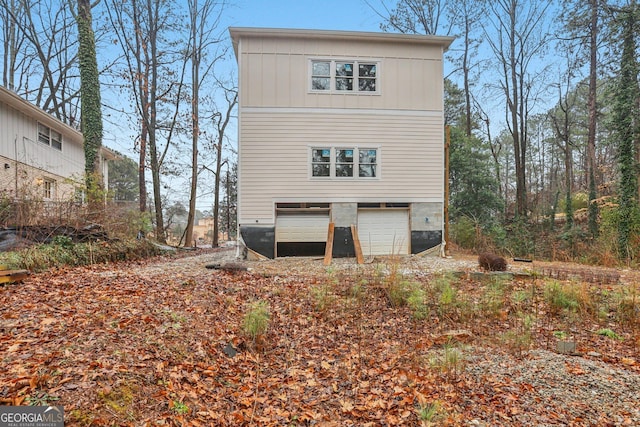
{"left": 587, "top": 0, "right": 598, "bottom": 237}
{"left": 184, "top": 0, "right": 199, "bottom": 247}
{"left": 212, "top": 91, "right": 238, "bottom": 248}
{"left": 76, "top": 0, "right": 103, "bottom": 198}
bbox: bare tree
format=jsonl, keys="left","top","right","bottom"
{"left": 447, "top": 0, "right": 486, "bottom": 136}
{"left": 483, "top": 0, "right": 553, "bottom": 217}
{"left": 548, "top": 57, "right": 581, "bottom": 230}
{"left": 376, "top": 0, "right": 448, "bottom": 35}
{"left": 106, "top": 0, "right": 187, "bottom": 242}
{"left": 0, "top": 0, "right": 80, "bottom": 124}
{"left": 1, "top": 0, "right": 25, "bottom": 90}
{"left": 211, "top": 87, "right": 237, "bottom": 247}
{"left": 183, "top": 0, "right": 226, "bottom": 247}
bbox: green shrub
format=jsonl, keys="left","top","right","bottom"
{"left": 0, "top": 239, "right": 164, "bottom": 272}
{"left": 450, "top": 216, "right": 477, "bottom": 249}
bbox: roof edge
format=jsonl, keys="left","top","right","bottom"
{"left": 229, "top": 27, "right": 455, "bottom": 51}
{"left": 0, "top": 85, "right": 83, "bottom": 141}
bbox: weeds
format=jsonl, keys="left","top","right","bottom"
{"left": 170, "top": 400, "right": 189, "bottom": 415}
{"left": 242, "top": 300, "right": 270, "bottom": 342}
{"left": 417, "top": 400, "right": 442, "bottom": 424}
{"left": 26, "top": 392, "right": 60, "bottom": 406}
{"left": 429, "top": 343, "right": 466, "bottom": 382}
{"left": 310, "top": 283, "right": 336, "bottom": 311}
{"left": 597, "top": 328, "right": 623, "bottom": 340}
{"left": 544, "top": 281, "right": 579, "bottom": 314}
{"left": 0, "top": 239, "right": 164, "bottom": 272}
{"left": 503, "top": 313, "right": 535, "bottom": 355}
{"left": 434, "top": 275, "right": 465, "bottom": 320}
{"left": 480, "top": 279, "right": 507, "bottom": 318}
{"left": 407, "top": 287, "right": 430, "bottom": 320}
{"left": 615, "top": 285, "right": 639, "bottom": 328}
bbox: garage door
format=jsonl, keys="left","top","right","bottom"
{"left": 358, "top": 210, "right": 409, "bottom": 256}
{"left": 276, "top": 214, "right": 330, "bottom": 242}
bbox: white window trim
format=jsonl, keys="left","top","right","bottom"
{"left": 308, "top": 58, "right": 381, "bottom": 95}
{"left": 309, "top": 146, "right": 381, "bottom": 180}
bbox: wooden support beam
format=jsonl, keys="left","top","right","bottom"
{"left": 0, "top": 269, "right": 29, "bottom": 284}
{"left": 351, "top": 224, "right": 364, "bottom": 264}
{"left": 323, "top": 222, "right": 335, "bottom": 266}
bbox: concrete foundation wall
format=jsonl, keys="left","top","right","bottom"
{"left": 331, "top": 203, "right": 357, "bottom": 227}
{"left": 411, "top": 202, "right": 443, "bottom": 232}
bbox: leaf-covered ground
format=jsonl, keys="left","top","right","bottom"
{"left": 1, "top": 248, "right": 639, "bottom": 426}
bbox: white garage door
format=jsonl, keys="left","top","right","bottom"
{"left": 358, "top": 210, "right": 410, "bottom": 256}
{"left": 276, "top": 214, "right": 330, "bottom": 242}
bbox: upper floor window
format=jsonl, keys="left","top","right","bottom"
{"left": 38, "top": 123, "right": 62, "bottom": 151}
{"left": 311, "top": 147, "right": 378, "bottom": 178}
{"left": 311, "top": 60, "right": 378, "bottom": 93}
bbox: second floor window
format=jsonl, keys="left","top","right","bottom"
{"left": 38, "top": 123, "right": 62, "bottom": 151}
{"left": 311, "top": 60, "right": 378, "bottom": 93}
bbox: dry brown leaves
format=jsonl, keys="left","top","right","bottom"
{"left": 0, "top": 249, "right": 639, "bottom": 426}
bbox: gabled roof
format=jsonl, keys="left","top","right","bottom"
{"left": 229, "top": 27, "right": 455, "bottom": 59}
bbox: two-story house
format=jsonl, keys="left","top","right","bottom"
{"left": 230, "top": 27, "right": 453, "bottom": 259}
{"left": 0, "top": 85, "right": 115, "bottom": 202}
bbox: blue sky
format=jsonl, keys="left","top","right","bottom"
{"left": 227, "top": 0, "right": 383, "bottom": 32}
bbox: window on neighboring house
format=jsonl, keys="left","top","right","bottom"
{"left": 311, "top": 60, "right": 378, "bottom": 93}
{"left": 311, "top": 147, "right": 378, "bottom": 178}
{"left": 43, "top": 178, "right": 56, "bottom": 199}
{"left": 37, "top": 123, "right": 62, "bottom": 151}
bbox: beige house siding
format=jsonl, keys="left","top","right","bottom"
{"left": 238, "top": 110, "right": 443, "bottom": 222}
{"left": 237, "top": 33, "right": 447, "bottom": 111}
{"left": 231, "top": 28, "right": 453, "bottom": 257}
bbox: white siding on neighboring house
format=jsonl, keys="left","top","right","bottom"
{"left": 238, "top": 110, "right": 443, "bottom": 222}
{"left": 0, "top": 86, "right": 115, "bottom": 200}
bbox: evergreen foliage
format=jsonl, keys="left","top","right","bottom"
{"left": 446, "top": 80, "right": 503, "bottom": 226}
{"left": 108, "top": 155, "right": 140, "bottom": 202}
{"left": 76, "top": 0, "right": 104, "bottom": 198}
{"left": 612, "top": 4, "right": 640, "bottom": 260}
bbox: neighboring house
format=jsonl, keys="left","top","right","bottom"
{"left": 0, "top": 85, "right": 115, "bottom": 202}
{"left": 230, "top": 27, "right": 454, "bottom": 259}
{"left": 191, "top": 217, "right": 229, "bottom": 244}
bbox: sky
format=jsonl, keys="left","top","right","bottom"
{"left": 227, "top": 0, "right": 383, "bottom": 33}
